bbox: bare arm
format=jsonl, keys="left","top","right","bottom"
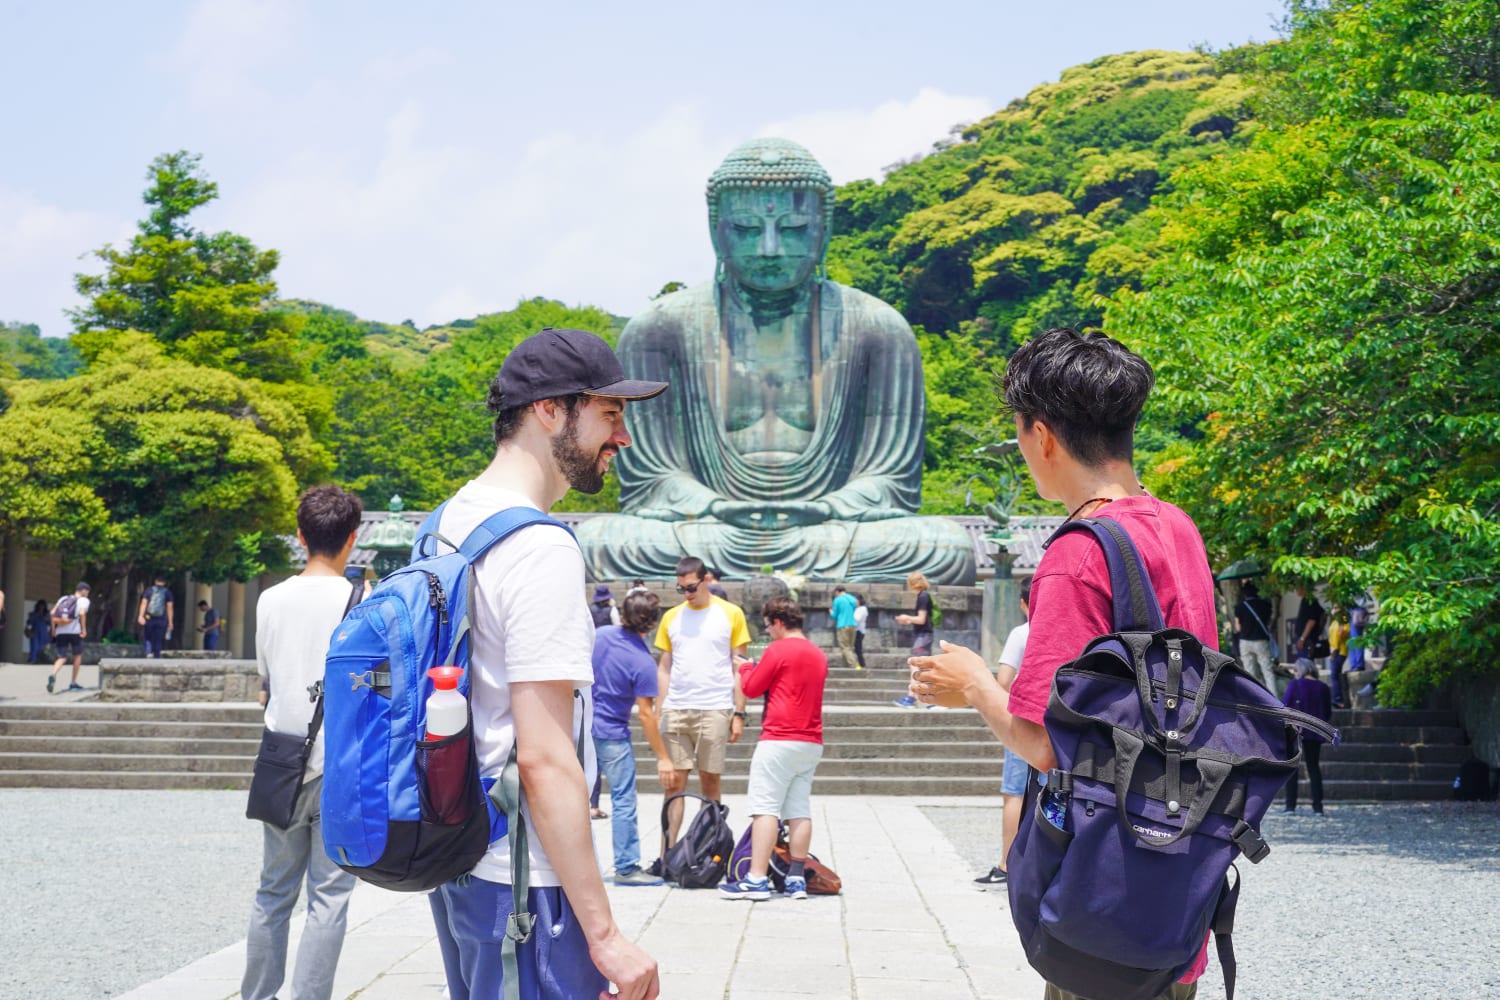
{"left": 511, "top": 679, "right": 658, "bottom": 999}
{"left": 654, "top": 649, "right": 674, "bottom": 782}
{"left": 995, "top": 662, "right": 1019, "bottom": 692}
{"left": 635, "top": 695, "right": 668, "bottom": 762}
{"left": 728, "top": 650, "right": 747, "bottom": 744}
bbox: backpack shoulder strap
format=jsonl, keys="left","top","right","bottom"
{"left": 1044, "top": 516, "right": 1165, "bottom": 633}
{"left": 411, "top": 500, "right": 451, "bottom": 562}
{"left": 458, "top": 507, "right": 574, "bottom": 562}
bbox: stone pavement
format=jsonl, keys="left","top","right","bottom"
{"left": 119, "top": 792, "right": 1042, "bottom": 1000}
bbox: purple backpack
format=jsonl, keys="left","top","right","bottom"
{"left": 1007, "top": 517, "right": 1337, "bottom": 1000}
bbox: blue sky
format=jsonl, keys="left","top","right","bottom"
{"left": 1, "top": 1, "right": 1283, "bottom": 336}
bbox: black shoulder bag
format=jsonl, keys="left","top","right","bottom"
{"left": 246, "top": 579, "right": 362, "bottom": 829}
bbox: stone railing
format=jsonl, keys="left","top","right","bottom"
{"left": 99, "top": 657, "right": 260, "bottom": 703}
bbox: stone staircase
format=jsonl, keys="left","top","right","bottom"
{"left": 0, "top": 702, "right": 259, "bottom": 789}
{"left": 0, "top": 685, "right": 1471, "bottom": 801}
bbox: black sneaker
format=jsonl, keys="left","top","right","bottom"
{"left": 645, "top": 857, "right": 663, "bottom": 878}
{"left": 973, "top": 866, "right": 1007, "bottom": 890}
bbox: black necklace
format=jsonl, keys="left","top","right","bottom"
{"left": 1066, "top": 497, "right": 1114, "bottom": 522}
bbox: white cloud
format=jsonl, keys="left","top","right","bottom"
{"left": 171, "top": 0, "right": 300, "bottom": 110}
{"left": 208, "top": 87, "right": 994, "bottom": 325}
{"left": 758, "top": 87, "right": 993, "bottom": 183}
{"left": 0, "top": 188, "right": 130, "bottom": 333}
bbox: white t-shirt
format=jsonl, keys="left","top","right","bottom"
{"left": 1000, "top": 621, "right": 1030, "bottom": 672}
{"left": 853, "top": 605, "right": 868, "bottom": 633}
{"left": 256, "top": 575, "right": 356, "bottom": 779}
{"left": 438, "top": 480, "right": 597, "bottom": 888}
{"left": 655, "top": 597, "right": 751, "bottom": 711}
{"left": 53, "top": 594, "right": 90, "bottom": 635}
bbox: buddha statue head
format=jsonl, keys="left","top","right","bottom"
{"left": 706, "top": 138, "right": 834, "bottom": 294}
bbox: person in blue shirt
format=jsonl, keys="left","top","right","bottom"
{"left": 830, "top": 585, "right": 860, "bottom": 669}
{"left": 592, "top": 590, "right": 671, "bottom": 885}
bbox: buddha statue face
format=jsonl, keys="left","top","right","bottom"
{"left": 713, "top": 187, "right": 829, "bottom": 294}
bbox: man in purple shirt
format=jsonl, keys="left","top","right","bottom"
{"left": 592, "top": 590, "right": 671, "bottom": 884}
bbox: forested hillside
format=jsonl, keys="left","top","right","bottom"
{"left": 827, "top": 48, "right": 1259, "bottom": 511}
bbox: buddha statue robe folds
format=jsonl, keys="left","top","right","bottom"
{"left": 575, "top": 138, "right": 976, "bottom": 585}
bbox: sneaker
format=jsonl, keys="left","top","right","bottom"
{"left": 783, "top": 876, "right": 808, "bottom": 900}
{"left": 67, "top": 683, "right": 85, "bottom": 692}
{"left": 645, "top": 857, "right": 663, "bottom": 878}
{"left": 892, "top": 694, "right": 917, "bottom": 708}
{"left": 973, "top": 866, "right": 1007, "bottom": 890}
{"left": 46, "top": 675, "right": 55, "bottom": 694}
{"left": 718, "top": 876, "right": 771, "bottom": 901}
{"left": 613, "top": 867, "right": 665, "bottom": 887}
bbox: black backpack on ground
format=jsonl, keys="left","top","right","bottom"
{"left": 659, "top": 792, "right": 734, "bottom": 888}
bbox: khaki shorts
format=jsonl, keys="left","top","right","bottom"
{"left": 661, "top": 708, "right": 734, "bottom": 774}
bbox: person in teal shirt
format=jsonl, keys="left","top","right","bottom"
{"left": 830, "top": 586, "right": 859, "bottom": 669}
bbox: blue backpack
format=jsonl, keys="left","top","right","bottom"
{"left": 1007, "top": 517, "right": 1338, "bottom": 1000}
{"left": 320, "top": 504, "right": 569, "bottom": 892}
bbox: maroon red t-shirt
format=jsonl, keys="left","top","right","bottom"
{"left": 1006, "top": 494, "right": 1218, "bottom": 984}
{"left": 739, "top": 636, "right": 828, "bottom": 743}
{"left": 1009, "top": 495, "right": 1219, "bottom": 725}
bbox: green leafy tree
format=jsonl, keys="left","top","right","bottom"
{"left": 324, "top": 299, "right": 624, "bottom": 512}
{"left": 1107, "top": 0, "right": 1500, "bottom": 706}
{"left": 0, "top": 332, "right": 327, "bottom": 584}
{"left": 0, "top": 322, "right": 80, "bottom": 380}
{"left": 71, "top": 151, "right": 310, "bottom": 385}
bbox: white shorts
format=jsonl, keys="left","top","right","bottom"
{"left": 745, "top": 740, "right": 823, "bottom": 820}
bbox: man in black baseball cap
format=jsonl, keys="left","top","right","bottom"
{"left": 425, "top": 328, "right": 664, "bottom": 1000}
{"left": 491, "top": 326, "right": 668, "bottom": 408}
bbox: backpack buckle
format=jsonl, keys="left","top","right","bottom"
{"left": 506, "top": 910, "right": 535, "bottom": 944}
{"left": 1230, "top": 820, "right": 1270, "bottom": 864}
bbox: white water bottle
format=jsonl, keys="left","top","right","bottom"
{"left": 425, "top": 666, "right": 467, "bottom": 739}
{"left": 422, "top": 666, "right": 471, "bottom": 824}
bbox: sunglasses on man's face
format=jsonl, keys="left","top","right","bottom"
{"left": 676, "top": 582, "right": 700, "bottom": 595}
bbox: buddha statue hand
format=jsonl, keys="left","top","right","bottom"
{"left": 710, "top": 499, "right": 834, "bottom": 529}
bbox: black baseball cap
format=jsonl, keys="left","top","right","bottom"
{"left": 494, "top": 328, "right": 667, "bottom": 408}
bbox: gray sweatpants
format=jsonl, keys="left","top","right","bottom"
{"left": 242, "top": 775, "right": 357, "bottom": 1000}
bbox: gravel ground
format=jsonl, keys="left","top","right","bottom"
{"left": 1, "top": 789, "right": 260, "bottom": 1000}
{"left": 4, "top": 789, "right": 1496, "bottom": 999}
{"left": 921, "top": 800, "right": 1500, "bottom": 1000}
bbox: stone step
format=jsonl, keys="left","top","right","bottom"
{"left": 0, "top": 770, "right": 251, "bottom": 790}
{"left": 1322, "top": 743, "right": 1471, "bottom": 764}
{"left": 0, "top": 752, "right": 252, "bottom": 774}
{"left": 1332, "top": 726, "right": 1467, "bottom": 745}
{"left": 0, "top": 703, "right": 262, "bottom": 723}
{"left": 1315, "top": 761, "right": 1461, "bottom": 782}
{"left": 1331, "top": 709, "right": 1460, "bottom": 727}
{"left": 0, "top": 735, "right": 259, "bottom": 756}
{"left": 0, "top": 718, "right": 265, "bottom": 740}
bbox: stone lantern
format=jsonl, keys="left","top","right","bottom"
{"left": 357, "top": 495, "right": 418, "bottom": 580}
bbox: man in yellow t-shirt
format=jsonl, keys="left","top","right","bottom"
{"left": 655, "top": 555, "right": 750, "bottom": 850}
